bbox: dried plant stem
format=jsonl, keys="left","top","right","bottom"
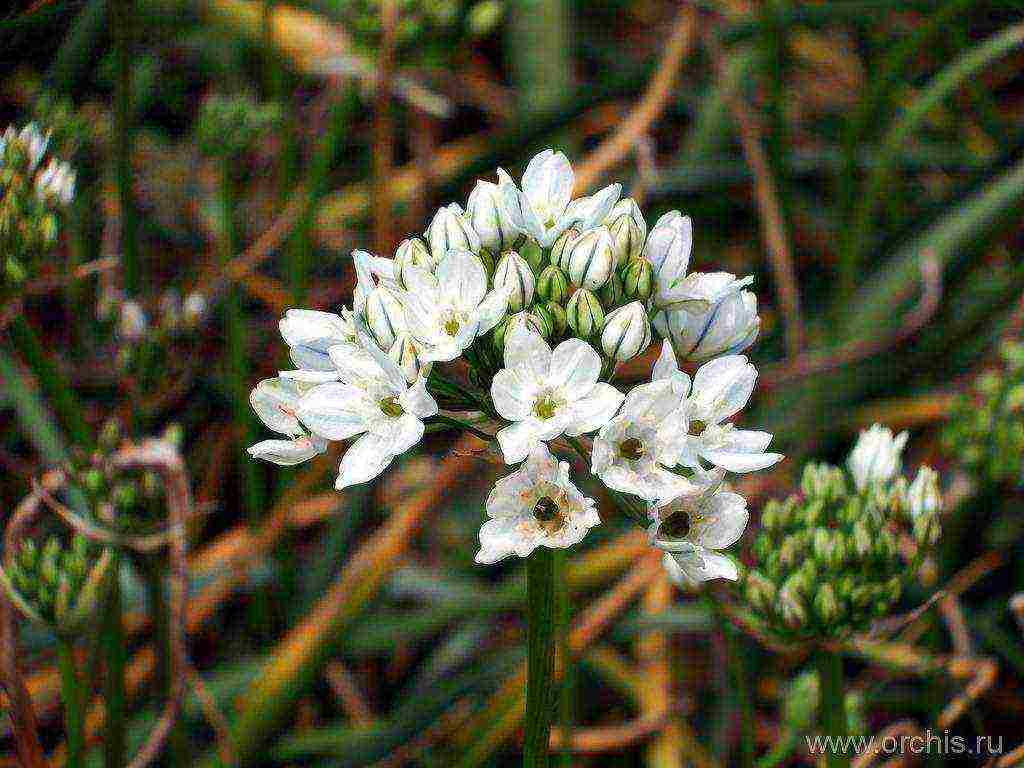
{"left": 56, "top": 638, "right": 86, "bottom": 768}
{"left": 816, "top": 648, "right": 849, "bottom": 768}
{"left": 524, "top": 547, "right": 557, "bottom": 768}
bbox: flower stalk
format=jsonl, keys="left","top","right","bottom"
{"left": 56, "top": 638, "right": 86, "bottom": 768}
{"left": 101, "top": 555, "right": 127, "bottom": 768}
{"left": 524, "top": 547, "right": 557, "bottom": 767}
{"left": 816, "top": 648, "right": 849, "bottom": 768}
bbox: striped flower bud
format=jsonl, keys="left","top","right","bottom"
{"left": 551, "top": 225, "right": 581, "bottom": 272}
{"left": 363, "top": 284, "right": 406, "bottom": 350}
{"left": 566, "top": 288, "right": 604, "bottom": 339}
{"left": 545, "top": 301, "right": 567, "bottom": 337}
{"left": 466, "top": 179, "right": 519, "bottom": 254}
{"left": 426, "top": 203, "right": 481, "bottom": 260}
{"left": 520, "top": 241, "right": 546, "bottom": 275}
{"left": 599, "top": 270, "right": 624, "bottom": 309}
{"left": 605, "top": 197, "right": 646, "bottom": 265}
{"left": 536, "top": 264, "right": 569, "bottom": 304}
{"left": 528, "top": 304, "right": 555, "bottom": 339}
{"left": 493, "top": 251, "right": 535, "bottom": 312}
{"left": 565, "top": 227, "right": 615, "bottom": 290}
{"left": 621, "top": 258, "right": 654, "bottom": 301}
{"left": 394, "top": 237, "right": 434, "bottom": 288}
{"left": 388, "top": 333, "right": 425, "bottom": 384}
{"left": 601, "top": 301, "right": 651, "bottom": 362}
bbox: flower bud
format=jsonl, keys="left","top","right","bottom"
{"left": 545, "top": 301, "right": 567, "bottom": 338}
{"left": 565, "top": 227, "right": 615, "bottom": 290}
{"left": 813, "top": 584, "right": 841, "bottom": 624}
{"left": 536, "top": 265, "right": 569, "bottom": 304}
{"left": 118, "top": 300, "right": 148, "bottom": 342}
{"left": 426, "top": 202, "right": 481, "bottom": 259}
{"left": 465, "top": 179, "right": 519, "bottom": 254}
{"left": 644, "top": 211, "right": 692, "bottom": 307}
{"left": 605, "top": 197, "right": 646, "bottom": 264}
{"left": 363, "top": 284, "right": 406, "bottom": 350}
{"left": 601, "top": 301, "right": 651, "bottom": 362}
{"left": 621, "top": 258, "right": 654, "bottom": 301}
{"left": 599, "top": 270, "right": 624, "bottom": 309}
{"left": 528, "top": 304, "right": 555, "bottom": 339}
{"left": 493, "top": 251, "right": 535, "bottom": 312}
{"left": 394, "top": 237, "right": 434, "bottom": 288}
{"left": 183, "top": 292, "right": 207, "bottom": 327}
{"left": 566, "top": 288, "right": 604, "bottom": 339}
{"left": 493, "top": 311, "right": 545, "bottom": 356}
{"left": 848, "top": 424, "right": 908, "bottom": 491}
{"left": 389, "top": 333, "right": 425, "bottom": 383}
{"left": 520, "top": 241, "right": 546, "bottom": 275}
{"left": 906, "top": 466, "right": 941, "bottom": 518}
{"left": 550, "top": 226, "right": 581, "bottom": 272}
{"left": 653, "top": 273, "right": 759, "bottom": 363}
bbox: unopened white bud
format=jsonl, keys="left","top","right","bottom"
{"left": 363, "top": 286, "right": 406, "bottom": 350}
{"left": 604, "top": 197, "right": 646, "bottom": 264}
{"left": 118, "top": 300, "right": 148, "bottom": 342}
{"left": 426, "top": 203, "right": 481, "bottom": 260}
{"left": 565, "top": 227, "right": 615, "bottom": 290}
{"left": 35, "top": 158, "right": 76, "bottom": 206}
{"left": 394, "top": 238, "right": 434, "bottom": 288}
{"left": 601, "top": 301, "right": 651, "bottom": 362}
{"left": 388, "top": 333, "right": 426, "bottom": 384}
{"left": 493, "top": 251, "right": 535, "bottom": 312}
{"left": 466, "top": 179, "right": 519, "bottom": 254}
{"left": 907, "top": 465, "right": 941, "bottom": 518}
{"left": 652, "top": 273, "right": 759, "bottom": 362}
{"left": 644, "top": 211, "right": 692, "bottom": 309}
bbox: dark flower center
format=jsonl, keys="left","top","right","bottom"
{"left": 618, "top": 437, "right": 645, "bottom": 461}
{"left": 660, "top": 512, "right": 691, "bottom": 540}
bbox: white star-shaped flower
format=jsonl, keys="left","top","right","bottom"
{"left": 648, "top": 471, "right": 747, "bottom": 585}
{"left": 294, "top": 318, "right": 438, "bottom": 489}
{"left": 248, "top": 377, "right": 328, "bottom": 465}
{"left": 664, "top": 353, "right": 783, "bottom": 476}
{"left": 498, "top": 149, "right": 620, "bottom": 248}
{"left": 491, "top": 326, "right": 624, "bottom": 464}
{"left": 397, "top": 249, "right": 511, "bottom": 363}
{"left": 476, "top": 443, "right": 600, "bottom": 564}
{"left": 592, "top": 343, "right": 701, "bottom": 502}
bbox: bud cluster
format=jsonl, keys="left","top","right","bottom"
{"left": 337, "top": 0, "right": 503, "bottom": 54}
{"left": 0, "top": 122, "right": 76, "bottom": 291}
{"left": 943, "top": 340, "right": 1024, "bottom": 486}
{"left": 742, "top": 453, "right": 941, "bottom": 640}
{"left": 1, "top": 532, "right": 110, "bottom": 634}
{"left": 196, "top": 94, "right": 281, "bottom": 160}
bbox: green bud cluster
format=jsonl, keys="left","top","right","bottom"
{"left": 32, "top": 94, "right": 93, "bottom": 160}
{"left": 742, "top": 461, "right": 937, "bottom": 640}
{"left": 1, "top": 533, "right": 109, "bottom": 633}
{"left": 943, "top": 340, "right": 1024, "bottom": 486}
{"left": 196, "top": 94, "right": 281, "bottom": 161}
{"left": 1, "top": 122, "right": 75, "bottom": 294}
{"left": 336, "top": 0, "right": 503, "bottom": 55}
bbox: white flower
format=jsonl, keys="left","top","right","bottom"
{"left": 601, "top": 301, "right": 651, "bottom": 362}
{"left": 394, "top": 238, "right": 435, "bottom": 288}
{"left": 666, "top": 354, "right": 783, "bottom": 476}
{"left": 476, "top": 443, "right": 600, "bottom": 564}
{"left": 278, "top": 308, "right": 360, "bottom": 382}
{"left": 907, "top": 465, "right": 941, "bottom": 517}
{"left": 492, "top": 251, "right": 535, "bottom": 312}
{"left": 2, "top": 123, "right": 49, "bottom": 171}
{"left": 643, "top": 211, "right": 693, "bottom": 310}
{"left": 248, "top": 377, "right": 329, "bottom": 466}
{"left": 353, "top": 250, "right": 407, "bottom": 350}
{"left": 466, "top": 179, "right": 520, "bottom": 253}
{"left": 491, "top": 326, "right": 624, "bottom": 464}
{"left": 499, "top": 149, "right": 620, "bottom": 248}
{"left": 653, "top": 272, "right": 759, "bottom": 362}
{"left": 426, "top": 203, "right": 481, "bottom": 259}
{"left": 296, "top": 318, "right": 438, "bottom": 489}
{"left": 847, "top": 424, "right": 908, "bottom": 491}
{"left": 604, "top": 197, "right": 646, "bottom": 264}
{"left": 565, "top": 227, "right": 616, "bottom": 290}
{"left": 182, "top": 291, "right": 208, "bottom": 326}
{"left": 118, "top": 300, "right": 148, "bottom": 341}
{"left": 649, "top": 471, "right": 747, "bottom": 585}
{"left": 35, "top": 158, "right": 75, "bottom": 206}
{"left": 592, "top": 344, "right": 700, "bottom": 502}
{"left": 397, "top": 249, "right": 510, "bottom": 363}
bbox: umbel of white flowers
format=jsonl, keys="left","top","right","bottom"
{"left": 247, "top": 149, "right": 782, "bottom": 582}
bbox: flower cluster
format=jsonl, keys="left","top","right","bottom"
{"left": 742, "top": 425, "right": 942, "bottom": 640}
{"left": 249, "top": 149, "right": 782, "bottom": 579}
{"left": 0, "top": 122, "right": 76, "bottom": 290}
{"left": 196, "top": 94, "right": 281, "bottom": 161}
{"left": 943, "top": 339, "right": 1024, "bottom": 486}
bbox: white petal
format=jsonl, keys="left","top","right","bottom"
{"left": 336, "top": 433, "right": 395, "bottom": 489}
{"left": 353, "top": 314, "right": 408, "bottom": 393}
{"left": 491, "top": 367, "right": 538, "bottom": 421}
{"left": 476, "top": 517, "right": 532, "bottom": 564}
{"left": 248, "top": 437, "right": 326, "bottom": 466}
{"left": 437, "top": 250, "right": 487, "bottom": 311}
{"left": 522, "top": 149, "right": 573, "bottom": 218}
{"left": 496, "top": 420, "right": 544, "bottom": 464}
{"left": 690, "top": 355, "right": 756, "bottom": 423}
{"left": 701, "top": 448, "right": 783, "bottom": 473}
{"left": 290, "top": 345, "right": 335, "bottom": 372}
{"left": 690, "top": 492, "right": 748, "bottom": 549}
{"left": 565, "top": 383, "right": 625, "bottom": 436}
{"left": 399, "top": 377, "right": 438, "bottom": 418}
{"left": 279, "top": 368, "right": 339, "bottom": 384}
{"left": 400, "top": 265, "right": 440, "bottom": 297}
{"left": 279, "top": 309, "right": 348, "bottom": 352}
{"left": 652, "top": 341, "right": 679, "bottom": 382}
{"left": 372, "top": 413, "right": 425, "bottom": 455}
{"left": 523, "top": 442, "right": 560, "bottom": 483}
{"left": 548, "top": 338, "right": 601, "bottom": 395}
{"left": 621, "top": 380, "right": 682, "bottom": 424}
{"left": 250, "top": 378, "right": 304, "bottom": 436}
{"left": 564, "top": 183, "right": 622, "bottom": 229}
{"left": 474, "top": 287, "right": 512, "bottom": 335}
{"left": 504, "top": 326, "right": 552, "bottom": 380}
{"left": 296, "top": 383, "right": 371, "bottom": 441}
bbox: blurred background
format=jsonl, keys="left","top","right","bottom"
{"left": 2, "top": 0, "right": 1024, "bottom": 765}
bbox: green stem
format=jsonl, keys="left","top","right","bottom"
{"left": 102, "top": 553, "right": 127, "bottom": 768}
{"left": 554, "top": 551, "right": 572, "bottom": 768}
{"left": 7, "top": 316, "right": 90, "bottom": 448}
{"left": 432, "top": 413, "right": 495, "bottom": 443}
{"left": 111, "top": 0, "right": 139, "bottom": 296}
{"left": 523, "top": 548, "right": 556, "bottom": 768}
{"left": 816, "top": 648, "right": 849, "bottom": 768}
{"left": 725, "top": 623, "right": 755, "bottom": 768}
{"left": 56, "top": 638, "right": 86, "bottom": 768}
{"left": 144, "top": 562, "right": 188, "bottom": 763}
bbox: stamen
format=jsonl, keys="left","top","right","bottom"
{"left": 380, "top": 396, "right": 404, "bottom": 417}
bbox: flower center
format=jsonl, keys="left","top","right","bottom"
{"left": 690, "top": 419, "right": 707, "bottom": 434}
{"left": 442, "top": 310, "right": 461, "bottom": 337}
{"left": 660, "top": 511, "right": 691, "bottom": 540}
{"left": 533, "top": 392, "right": 563, "bottom": 421}
{"left": 618, "top": 437, "right": 645, "bottom": 461}
{"left": 533, "top": 495, "right": 564, "bottom": 534}
{"left": 379, "top": 396, "right": 404, "bottom": 418}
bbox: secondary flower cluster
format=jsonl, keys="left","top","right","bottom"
{"left": 249, "top": 149, "right": 781, "bottom": 579}
{"left": 742, "top": 425, "right": 942, "bottom": 639}
{"left": 0, "top": 122, "right": 76, "bottom": 289}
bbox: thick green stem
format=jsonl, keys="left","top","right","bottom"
{"left": 816, "top": 649, "right": 850, "bottom": 768}
{"left": 523, "top": 548, "right": 556, "bottom": 767}
{"left": 554, "top": 550, "right": 572, "bottom": 768}
{"left": 726, "top": 624, "right": 755, "bottom": 768}
{"left": 111, "top": 0, "right": 139, "bottom": 296}
{"left": 56, "top": 639, "right": 86, "bottom": 768}
{"left": 102, "top": 554, "right": 127, "bottom": 768}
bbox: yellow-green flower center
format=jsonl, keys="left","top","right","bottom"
{"left": 533, "top": 392, "right": 563, "bottom": 420}
{"left": 380, "top": 396, "right": 404, "bottom": 418}
{"left": 442, "top": 312, "right": 461, "bottom": 337}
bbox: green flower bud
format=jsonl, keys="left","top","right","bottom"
{"left": 520, "top": 241, "right": 546, "bottom": 275}
{"left": 536, "top": 265, "right": 569, "bottom": 304}
{"left": 545, "top": 301, "right": 567, "bottom": 338}
{"left": 599, "top": 270, "right": 624, "bottom": 309}
{"left": 493, "top": 252, "right": 535, "bottom": 312}
{"left": 604, "top": 198, "right": 646, "bottom": 265}
{"left": 621, "top": 258, "right": 654, "bottom": 301}
{"left": 551, "top": 226, "right": 581, "bottom": 272}
{"left": 566, "top": 289, "right": 605, "bottom": 339}
{"left": 813, "top": 584, "right": 840, "bottom": 624}
{"left": 528, "top": 304, "right": 555, "bottom": 339}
